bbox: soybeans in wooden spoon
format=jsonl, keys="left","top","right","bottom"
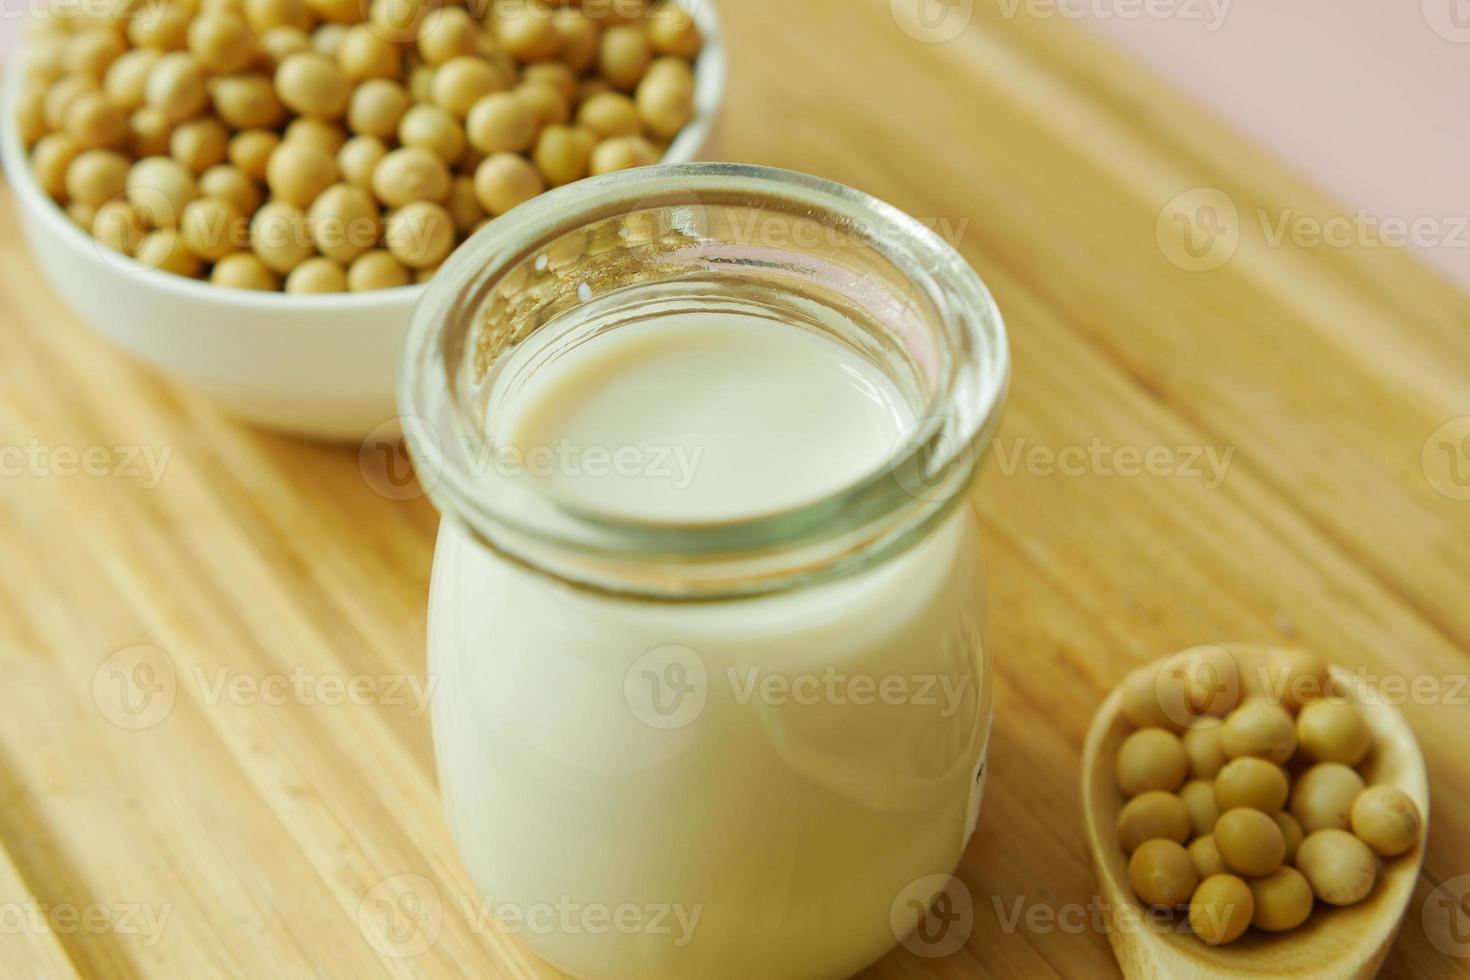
{"left": 1082, "top": 644, "right": 1428, "bottom": 979}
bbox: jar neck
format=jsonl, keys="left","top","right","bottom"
{"left": 398, "top": 164, "right": 1009, "bottom": 600}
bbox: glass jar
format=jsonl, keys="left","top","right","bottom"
{"left": 399, "top": 164, "right": 1009, "bottom": 979}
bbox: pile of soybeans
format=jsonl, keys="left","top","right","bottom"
{"left": 15, "top": 0, "right": 703, "bottom": 291}
{"left": 1115, "top": 647, "right": 1423, "bottom": 946}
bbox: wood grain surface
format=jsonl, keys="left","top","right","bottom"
{"left": 3, "top": 2, "right": 1469, "bottom": 977}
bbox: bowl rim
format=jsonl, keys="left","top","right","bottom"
{"left": 0, "top": 0, "right": 727, "bottom": 317}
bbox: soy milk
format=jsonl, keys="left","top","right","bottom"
{"left": 428, "top": 313, "right": 990, "bottom": 978}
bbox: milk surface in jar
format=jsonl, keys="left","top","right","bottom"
{"left": 403, "top": 165, "right": 1009, "bottom": 980}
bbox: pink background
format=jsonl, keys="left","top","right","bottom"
{"left": 4, "top": 2, "right": 1468, "bottom": 290}
{"left": 1080, "top": 0, "right": 1470, "bottom": 291}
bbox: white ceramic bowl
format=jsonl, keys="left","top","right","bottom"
{"left": 0, "top": 1, "right": 725, "bottom": 441}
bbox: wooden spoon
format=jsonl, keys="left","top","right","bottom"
{"left": 1081, "top": 644, "right": 1429, "bottom": 979}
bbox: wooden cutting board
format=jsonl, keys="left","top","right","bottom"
{"left": 2, "top": 2, "right": 1468, "bottom": 977}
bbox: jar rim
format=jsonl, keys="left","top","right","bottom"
{"left": 397, "top": 163, "right": 1010, "bottom": 599}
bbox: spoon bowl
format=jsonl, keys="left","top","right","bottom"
{"left": 1081, "top": 644, "right": 1429, "bottom": 979}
